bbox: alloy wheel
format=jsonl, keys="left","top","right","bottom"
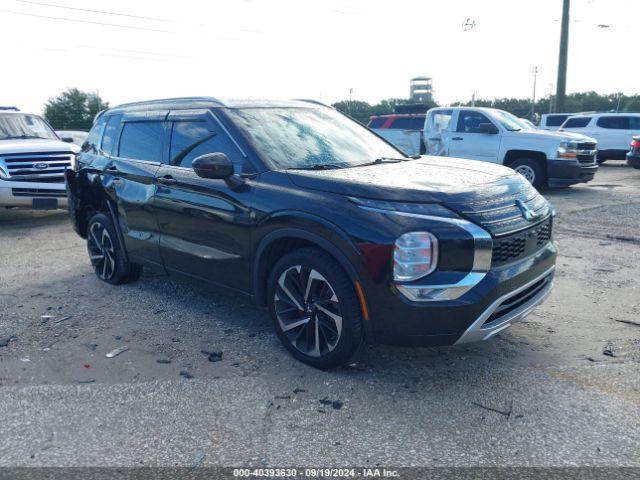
{"left": 87, "top": 222, "right": 116, "bottom": 280}
{"left": 515, "top": 165, "right": 536, "bottom": 184}
{"left": 274, "top": 266, "right": 343, "bottom": 358}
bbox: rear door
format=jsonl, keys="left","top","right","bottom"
{"left": 593, "top": 116, "right": 630, "bottom": 151}
{"left": 105, "top": 111, "right": 166, "bottom": 267}
{"left": 447, "top": 110, "right": 502, "bottom": 162}
{"left": 152, "top": 109, "right": 257, "bottom": 292}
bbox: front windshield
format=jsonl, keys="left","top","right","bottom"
{"left": 0, "top": 113, "right": 58, "bottom": 141}
{"left": 225, "top": 106, "right": 405, "bottom": 169}
{"left": 492, "top": 110, "right": 531, "bottom": 132}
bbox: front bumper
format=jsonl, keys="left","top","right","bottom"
{"left": 365, "top": 240, "right": 557, "bottom": 346}
{"left": 547, "top": 158, "right": 598, "bottom": 187}
{"left": 627, "top": 152, "right": 640, "bottom": 169}
{"left": 0, "top": 180, "right": 67, "bottom": 209}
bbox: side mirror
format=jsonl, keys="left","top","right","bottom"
{"left": 478, "top": 123, "right": 499, "bottom": 135}
{"left": 192, "top": 152, "right": 234, "bottom": 179}
{"left": 61, "top": 136, "right": 74, "bottom": 143}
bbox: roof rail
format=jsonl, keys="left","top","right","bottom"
{"left": 0, "top": 106, "right": 20, "bottom": 111}
{"left": 294, "top": 99, "right": 332, "bottom": 108}
{"left": 112, "top": 96, "right": 226, "bottom": 109}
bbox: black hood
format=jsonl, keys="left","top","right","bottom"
{"left": 286, "top": 156, "right": 521, "bottom": 203}
{"left": 286, "top": 156, "right": 550, "bottom": 236}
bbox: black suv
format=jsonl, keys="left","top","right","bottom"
{"left": 66, "top": 97, "right": 557, "bottom": 368}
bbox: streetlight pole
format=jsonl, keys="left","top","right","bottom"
{"left": 555, "top": 0, "right": 570, "bottom": 112}
{"left": 530, "top": 66, "right": 539, "bottom": 122}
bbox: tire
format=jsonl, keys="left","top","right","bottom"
{"left": 511, "top": 158, "right": 545, "bottom": 189}
{"left": 597, "top": 157, "right": 606, "bottom": 165}
{"left": 267, "top": 247, "right": 364, "bottom": 369}
{"left": 86, "top": 212, "right": 142, "bottom": 285}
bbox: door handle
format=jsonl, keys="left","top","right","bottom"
{"left": 452, "top": 137, "right": 464, "bottom": 141}
{"left": 157, "top": 175, "right": 177, "bottom": 186}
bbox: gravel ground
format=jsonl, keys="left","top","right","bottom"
{"left": 0, "top": 162, "right": 639, "bottom": 468}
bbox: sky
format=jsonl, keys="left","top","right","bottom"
{"left": 0, "top": 0, "right": 636, "bottom": 115}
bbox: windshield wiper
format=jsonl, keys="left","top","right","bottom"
{"left": 287, "top": 163, "right": 345, "bottom": 170}
{"left": 356, "top": 157, "right": 406, "bottom": 167}
{"left": 3, "top": 135, "right": 47, "bottom": 140}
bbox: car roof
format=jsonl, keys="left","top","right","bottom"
{"left": 105, "top": 97, "right": 327, "bottom": 115}
{"left": 370, "top": 114, "right": 425, "bottom": 119}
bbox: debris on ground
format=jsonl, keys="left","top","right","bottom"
{"left": 293, "top": 388, "right": 306, "bottom": 394}
{"left": 19, "top": 357, "right": 31, "bottom": 363}
{"left": 82, "top": 342, "right": 98, "bottom": 352}
{"left": 53, "top": 315, "right": 73, "bottom": 325}
{"left": 190, "top": 452, "right": 206, "bottom": 469}
{"left": 615, "top": 319, "right": 640, "bottom": 327}
{"left": 105, "top": 346, "right": 129, "bottom": 358}
{"left": 319, "top": 397, "right": 344, "bottom": 410}
{"left": 77, "top": 379, "right": 95, "bottom": 384}
{"left": 472, "top": 400, "right": 513, "bottom": 419}
{"left": 180, "top": 370, "right": 194, "bottom": 379}
{"left": 201, "top": 349, "right": 223, "bottom": 362}
{"left": 603, "top": 344, "right": 616, "bottom": 357}
{"left": 0, "top": 336, "right": 14, "bottom": 347}
{"left": 156, "top": 358, "right": 172, "bottom": 364}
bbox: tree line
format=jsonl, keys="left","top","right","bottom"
{"left": 333, "top": 92, "right": 640, "bottom": 125}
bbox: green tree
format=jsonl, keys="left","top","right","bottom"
{"left": 44, "top": 88, "right": 109, "bottom": 131}
{"left": 332, "top": 100, "right": 373, "bottom": 125}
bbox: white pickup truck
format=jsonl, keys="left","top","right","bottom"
{"left": 424, "top": 107, "right": 599, "bottom": 188}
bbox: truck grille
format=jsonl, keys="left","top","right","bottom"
{"left": 12, "top": 188, "right": 67, "bottom": 198}
{"left": 450, "top": 182, "right": 551, "bottom": 236}
{"left": 492, "top": 217, "right": 552, "bottom": 266}
{"left": 0, "top": 151, "right": 74, "bottom": 183}
{"left": 577, "top": 142, "right": 597, "bottom": 165}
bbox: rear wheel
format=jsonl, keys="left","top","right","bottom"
{"left": 87, "top": 213, "right": 142, "bottom": 285}
{"left": 511, "top": 158, "right": 545, "bottom": 189}
{"left": 267, "top": 247, "right": 364, "bottom": 369}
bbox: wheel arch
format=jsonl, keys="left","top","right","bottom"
{"left": 503, "top": 149, "right": 547, "bottom": 168}
{"left": 252, "top": 214, "right": 364, "bottom": 309}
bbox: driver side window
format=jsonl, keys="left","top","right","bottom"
{"left": 168, "top": 121, "right": 243, "bottom": 171}
{"left": 457, "top": 111, "right": 493, "bottom": 133}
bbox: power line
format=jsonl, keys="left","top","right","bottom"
{"left": 16, "top": 0, "right": 176, "bottom": 23}
{"left": 0, "top": 8, "right": 173, "bottom": 33}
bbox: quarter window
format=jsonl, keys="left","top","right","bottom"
{"left": 457, "top": 111, "right": 494, "bottom": 133}
{"left": 596, "top": 116, "right": 629, "bottom": 130}
{"left": 101, "top": 115, "right": 122, "bottom": 156}
{"left": 630, "top": 117, "right": 640, "bottom": 130}
{"left": 562, "top": 117, "right": 591, "bottom": 128}
{"left": 368, "top": 118, "right": 386, "bottom": 129}
{"left": 118, "top": 121, "right": 164, "bottom": 162}
{"left": 545, "top": 115, "right": 569, "bottom": 127}
{"left": 169, "top": 120, "right": 243, "bottom": 170}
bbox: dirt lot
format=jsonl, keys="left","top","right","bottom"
{"left": 1, "top": 162, "right": 639, "bottom": 467}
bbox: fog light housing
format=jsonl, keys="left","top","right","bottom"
{"left": 393, "top": 232, "right": 438, "bottom": 282}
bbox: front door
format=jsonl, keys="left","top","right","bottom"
{"left": 448, "top": 110, "right": 502, "bottom": 162}
{"left": 152, "top": 110, "right": 256, "bottom": 293}
{"left": 104, "top": 112, "right": 167, "bottom": 267}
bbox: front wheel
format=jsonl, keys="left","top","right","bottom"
{"left": 511, "top": 158, "right": 546, "bottom": 189}
{"left": 87, "top": 213, "right": 142, "bottom": 285}
{"left": 267, "top": 247, "right": 364, "bottom": 369}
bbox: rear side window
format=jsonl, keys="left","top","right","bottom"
{"left": 431, "top": 110, "right": 453, "bottom": 131}
{"left": 630, "top": 117, "right": 640, "bottom": 130}
{"left": 101, "top": 115, "right": 122, "bottom": 156}
{"left": 118, "top": 121, "right": 164, "bottom": 162}
{"left": 169, "top": 120, "right": 243, "bottom": 171}
{"left": 389, "top": 117, "right": 425, "bottom": 130}
{"left": 562, "top": 117, "right": 591, "bottom": 128}
{"left": 596, "top": 116, "right": 630, "bottom": 129}
{"left": 545, "top": 115, "right": 569, "bottom": 127}
{"left": 82, "top": 115, "right": 106, "bottom": 153}
{"left": 368, "top": 118, "right": 386, "bottom": 129}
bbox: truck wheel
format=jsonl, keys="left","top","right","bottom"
{"left": 86, "top": 213, "right": 142, "bottom": 285}
{"left": 267, "top": 247, "right": 364, "bottom": 369}
{"left": 511, "top": 158, "right": 545, "bottom": 189}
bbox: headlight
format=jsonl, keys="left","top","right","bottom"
{"left": 393, "top": 231, "right": 438, "bottom": 282}
{"left": 557, "top": 140, "right": 579, "bottom": 159}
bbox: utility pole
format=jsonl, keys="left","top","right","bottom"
{"left": 348, "top": 88, "right": 353, "bottom": 116}
{"left": 555, "top": 0, "right": 570, "bottom": 112}
{"left": 530, "top": 66, "right": 540, "bottom": 122}
{"left": 548, "top": 83, "right": 554, "bottom": 113}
